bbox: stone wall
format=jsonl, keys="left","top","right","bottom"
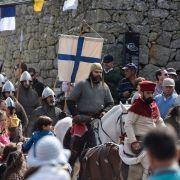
{"left": 0, "top": 0, "right": 180, "bottom": 86}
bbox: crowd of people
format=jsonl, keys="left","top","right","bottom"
{"left": 0, "top": 56, "right": 178, "bottom": 179}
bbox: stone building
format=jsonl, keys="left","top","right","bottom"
{"left": 0, "top": 0, "right": 180, "bottom": 86}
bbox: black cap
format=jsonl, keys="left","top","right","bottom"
{"left": 103, "top": 55, "right": 114, "bottom": 63}
{"left": 122, "top": 63, "right": 138, "bottom": 71}
{"left": 167, "top": 68, "right": 177, "bottom": 76}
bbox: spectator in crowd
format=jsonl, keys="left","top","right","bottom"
{"left": 2, "top": 150, "right": 27, "bottom": 180}
{"left": 0, "top": 74, "right": 5, "bottom": 99}
{"left": 22, "top": 116, "right": 54, "bottom": 153}
{"left": 2, "top": 81, "right": 29, "bottom": 132}
{"left": 0, "top": 110, "right": 10, "bottom": 148}
{"left": 167, "top": 67, "right": 180, "bottom": 94}
{"left": 24, "top": 136, "right": 70, "bottom": 180}
{"left": 0, "top": 143, "right": 18, "bottom": 179}
{"left": 16, "top": 71, "right": 39, "bottom": 136}
{"left": 165, "top": 95, "right": 180, "bottom": 139}
{"left": 155, "top": 78, "right": 178, "bottom": 119}
{"left": 32, "top": 87, "right": 66, "bottom": 133}
{"left": 13, "top": 63, "right": 28, "bottom": 86}
{"left": 154, "top": 69, "right": 169, "bottom": 96}
{"left": 102, "top": 54, "right": 123, "bottom": 104}
{"left": 143, "top": 128, "right": 180, "bottom": 180}
{"left": 118, "top": 63, "right": 137, "bottom": 104}
{"left": 17, "top": 71, "right": 39, "bottom": 117}
{"left": 167, "top": 68, "right": 177, "bottom": 80}
{"left": 28, "top": 68, "right": 45, "bottom": 98}
{"left": 5, "top": 97, "right": 23, "bottom": 143}
{"left": 130, "top": 77, "right": 145, "bottom": 104}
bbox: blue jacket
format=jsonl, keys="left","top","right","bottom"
{"left": 155, "top": 93, "right": 178, "bottom": 119}
{"left": 149, "top": 167, "right": 180, "bottom": 180}
{"left": 22, "top": 130, "right": 54, "bottom": 152}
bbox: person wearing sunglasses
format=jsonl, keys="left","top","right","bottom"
{"left": 154, "top": 69, "right": 169, "bottom": 96}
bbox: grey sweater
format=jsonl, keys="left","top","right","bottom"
{"left": 67, "top": 80, "right": 114, "bottom": 115}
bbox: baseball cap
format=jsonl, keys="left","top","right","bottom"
{"left": 167, "top": 68, "right": 177, "bottom": 76}
{"left": 122, "top": 63, "right": 137, "bottom": 71}
{"left": 162, "top": 78, "right": 175, "bottom": 87}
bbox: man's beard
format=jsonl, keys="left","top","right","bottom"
{"left": 90, "top": 74, "right": 102, "bottom": 83}
{"left": 48, "top": 99, "right": 55, "bottom": 106}
{"left": 144, "top": 97, "right": 154, "bottom": 105}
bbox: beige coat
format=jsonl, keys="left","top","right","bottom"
{"left": 124, "top": 111, "right": 166, "bottom": 156}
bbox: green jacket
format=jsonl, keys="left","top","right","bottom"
{"left": 103, "top": 67, "right": 123, "bottom": 104}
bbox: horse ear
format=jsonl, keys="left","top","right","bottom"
{"left": 120, "top": 102, "right": 129, "bottom": 113}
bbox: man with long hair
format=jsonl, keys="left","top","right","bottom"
{"left": 65, "top": 63, "right": 114, "bottom": 167}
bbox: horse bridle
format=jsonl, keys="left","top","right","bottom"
{"left": 96, "top": 112, "right": 128, "bottom": 144}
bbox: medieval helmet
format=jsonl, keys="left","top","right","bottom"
{"left": 0, "top": 74, "right": 5, "bottom": 88}
{"left": 90, "top": 63, "right": 103, "bottom": 73}
{"left": 42, "top": 87, "right": 55, "bottom": 99}
{"left": 2, "top": 80, "right": 15, "bottom": 92}
{"left": 5, "top": 97, "right": 15, "bottom": 108}
{"left": 20, "top": 71, "right": 32, "bottom": 82}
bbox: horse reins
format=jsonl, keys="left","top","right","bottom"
{"left": 99, "top": 118, "right": 116, "bottom": 143}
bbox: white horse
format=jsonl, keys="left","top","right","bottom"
{"left": 54, "top": 103, "right": 130, "bottom": 144}
{"left": 97, "top": 103, "right": 130, "bottom": 144}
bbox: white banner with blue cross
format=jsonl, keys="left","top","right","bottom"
{"left": 0, "top": 5, "right": 16, "bottom": 31}
{"left": 58, "top": 35, "right": 104, "bottom": 83}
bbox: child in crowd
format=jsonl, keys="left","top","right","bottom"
{"left": 5, "top": 97, "right": 23, "bottom": 143}
{"left": 0, "top": 110, "right": 10, "bottom": 150}
{"left": 22, "top": 116, "right": 54, "bottom": 153}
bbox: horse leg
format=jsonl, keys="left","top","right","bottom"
{"left": 127, "top": 164, "right": 143, "bottom": 180}
{"left": 86, "top": 124, "right": 97, "bottom": 147}
{"left": 121, "top": 162, "right": 129, "bottom": 180}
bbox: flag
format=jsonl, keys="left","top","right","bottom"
{"left": 63, "top": 0, "right": 78, "bottom": 11}
{"left": 0, "top": 5, "right": 15, "bottom": 31}
{"left": 58, "top": 35, "right": 104, "bottom": 83}
{"left": 34, "top": 0, "right": 44, "bottom": 12}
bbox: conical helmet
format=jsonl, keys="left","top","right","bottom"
{"left": 5, "top": 97, "right": 15, "bottom": 108}
{"left": 42, "top": 87, "right": 55, "bottom": 99}
{"left": 0, "top": 74, "right": 5, "bottom": 88}
{"left": 2, "top": 80, "right": 15, "bottom": 92}
{"left": 20, "top": 71, "right": 32, "bottom": 82}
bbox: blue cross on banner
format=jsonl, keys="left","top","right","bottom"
{"left": 58, "top": 35, "right": 104, "bottom": 83}
{"left": 0, "top": 5, "right": 16, "bottom": 31}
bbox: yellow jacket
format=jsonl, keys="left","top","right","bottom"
{"left": 7, "top": 114, "right": 20, "bottom": 128}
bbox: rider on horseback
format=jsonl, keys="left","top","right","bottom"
{"left": 64, "top": 63, "right": 114, "bottom": 167}
{"left": 123, "top": 80, "right": 166, "bottom": 180}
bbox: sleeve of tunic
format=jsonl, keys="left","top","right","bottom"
{"left": 15, "top": 102, "right": 29, "bottom": 129}
{"left": 124, "top": 111, "right": 139, "bottom": 143}
{"left": 67, "top": 82, "right": 83, "bottom": 101}
{"left": 156, "top": 117, "right": 166, "bottom": 128}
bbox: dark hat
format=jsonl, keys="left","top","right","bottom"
{"left": 139, "top": 80, "right": 156, "bottom": 92}
{"left": 103, "top": 55, "right": 114, "bottom": 63}
{"left": 122, "top": 63, "right": 137, "bottom": 71}
{"left": 167, "top": 68, "right": 177, "bottom": 76}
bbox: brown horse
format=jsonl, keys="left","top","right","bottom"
{"left": 79, "top": 143, "right": 122, "bottom": 180}
{"left": 78, "top": 143, "right": 143, "bottom": 180}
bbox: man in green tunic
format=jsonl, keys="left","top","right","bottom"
{"left": 102, "top": 55, "right": 123, "bottom": 104}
